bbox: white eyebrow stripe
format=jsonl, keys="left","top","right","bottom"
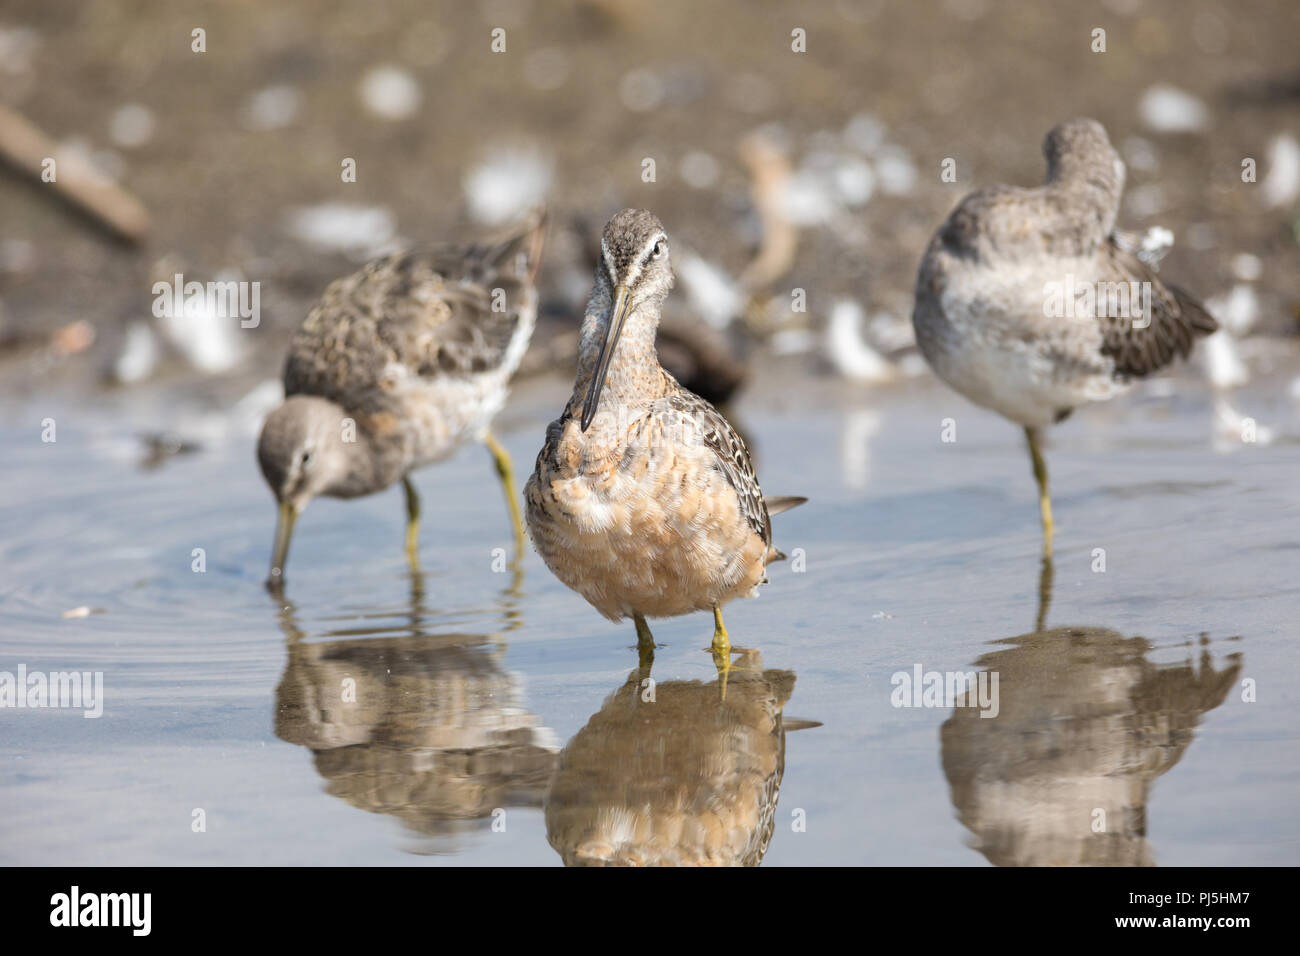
{"left": 600, "top": 238, "right": 617, "bottom": 284}
{"left": 600, "top": 232, "right": 665, "bottom": 288}
{"left": 636, "top": 233, "right": 666, "bottom": 266}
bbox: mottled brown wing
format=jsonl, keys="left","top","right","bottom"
{"left": 284, "top": 212, "right": 545, "bottom": 402}
{"left": 666, "top": 384, "right": 771, "bottom": 545}
{"left": 1095, "top": 241, "right": 1217, "bottom": 379}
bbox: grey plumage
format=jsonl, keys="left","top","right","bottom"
{"left": 280, "top": 220, "right": 544, "bottom": 484}
{"left": 258, "top": 210, "right": 545, "bottom": 580}
{"left": 913, "top": 117, "right": 1215, "bottom": 429}
{"left": 941, "top": 626, "right": 1241, "bottom": 866}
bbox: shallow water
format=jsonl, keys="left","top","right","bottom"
{"left": 2, "top": 367, "right": 1298, "bottom": 865}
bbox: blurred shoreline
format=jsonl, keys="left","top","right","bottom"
{"left": 2, "top": 0, "right": 1297, "bottom": 406}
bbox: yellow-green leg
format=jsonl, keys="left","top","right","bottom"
{"left": 1024, "top": 426, "right": 1054, "bottom": 559}
{"left": 634, "top": 612, "right": 655, "bottom": 670}
{"left": 712, "top": 606, "right": 731, "bottom": 653}
{"left": 402, "top": 475, "right": 421, "bottom": 566}
{"left": 484, "top": 431, "right": 527, "bottom": 557}
{"left": 712, "top": 605, "right": 732, "bottom": 699}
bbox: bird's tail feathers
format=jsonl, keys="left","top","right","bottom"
{"left": 765, "top": 495, "right": 808, "bottom": 516}
{"left": 482, "top": 205, "right": 548, "bottom": 283}
{"left": 1170, "top": 283, "right": 1218, "bottom": 338}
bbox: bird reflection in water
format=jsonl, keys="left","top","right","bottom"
{"left": 941, "top": 625, "right": 1241, "bottom": 866}
{"left": 545, "top": 649, "right": 819, "bottom": 866}
{"left": 272, "top": 570, "right": 558, "bottom": 852}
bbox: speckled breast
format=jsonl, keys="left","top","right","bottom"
{"left": 525, "top": 415, "right": 768, "bottom": 621}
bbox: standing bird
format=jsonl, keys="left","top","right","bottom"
{"left": 257, "top": 210, "right": 546, "bottom": 584}
{"left": 912, "top": 118, "right": 1216, "bottom": 556}
{"left": 525, "top": 209, "right": 804, "bottom": 667}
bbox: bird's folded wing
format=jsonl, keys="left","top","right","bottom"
{"left": 284, "top": 212, "right": 546, "bottom": 400}
{"left": 666, "top": 387, "right": 771, "bottom": 544}
{"left": 1095, "top": 241, "right": 1218, "bottom": 379}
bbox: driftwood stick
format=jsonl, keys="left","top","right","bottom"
{"left": 737, "top": 130, "right": 797, "bottom": 295}
{"left": 0, "top": 103, "right": 150, "bottom": 243}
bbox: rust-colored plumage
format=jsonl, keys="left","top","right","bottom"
{"left": 524, "top": 209, "right": 803, "bottom": 662}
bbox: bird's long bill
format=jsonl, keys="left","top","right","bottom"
{"left": 267, "top": 500, "right": 298, "bottom": 586}
{"left": 580, "top": 284, "right": 631, "bottom": 432}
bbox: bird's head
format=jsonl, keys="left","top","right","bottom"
{"left": 1043, "top": 117, "right": 1125, "bottom": 194}
{"left": 581, "top": 208, "right": 675, "bottom": 431}
{"left": 256, "top": 395, "right": 353, "bottom": 583}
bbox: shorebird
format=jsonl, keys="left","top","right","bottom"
{"left": 275, "top": 588, "right": 558, "bottom": 841}
{"left": 545, "top": 654, "right": 810, "bottom": 866}
{"left": 257, "top": 210, "right": 545, "bottom": 584}
{"left": 525, "top": 209, "right": 804, "bottom": 667}
{"left": 913, "top": 118, "right": 1216, "bottom": 556}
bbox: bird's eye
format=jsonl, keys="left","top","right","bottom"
{"left": 652, "top": 239, "right": 666, "bottom": 259}
{"left": 301, "top": 449, "right": 313, "bottom": 468}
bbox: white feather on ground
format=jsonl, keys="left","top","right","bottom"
{"left": 112, "top": 321, "right": 159, "bottom": 383}
{"left": 154, "top": 274, "right": 247, "bottom": 374}
{"left": 1199, "top": 330, "right": 1249, "bottom": 390}
{"left": 358, "top": 65, "right": 421, "bottom": 121}
{"left": 674, "top": 250, "right": 745, "bottom": 330}
{"left": 826, "top": 299, "right": 895, "bottom": 383}
{"left": 1206, "top": 285, "right": 1259, "bottom": 338}
{"left": 1139, "top": 85, "right": 1210, "bottom": 133}
{"left": 462, "top": 145, "right": 552, "bottom": 226}
{"left": 1263, "top": 133, "right": 1300, "bottom": 208}
{"left": 1212, "top": 396, "right": 1273, "bottom": 449}
{"left": 285, "top": 203, "right": 397, "bottom": 257}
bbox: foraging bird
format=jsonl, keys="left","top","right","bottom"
{"left": 912, "top": 119, "right": 1216, "bottom": 556}
{"left": 275, "top": 613, "right": 558, "bottom": 842}
{"left": 257, "top": 210, "right": 546, "bottom": 584}
{"left": 525, "top": 209, "right": 804, "bottom": 666}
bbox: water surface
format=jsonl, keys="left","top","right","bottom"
{"left": 2, "top": 369, "right": 1296, "bottom": 865}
